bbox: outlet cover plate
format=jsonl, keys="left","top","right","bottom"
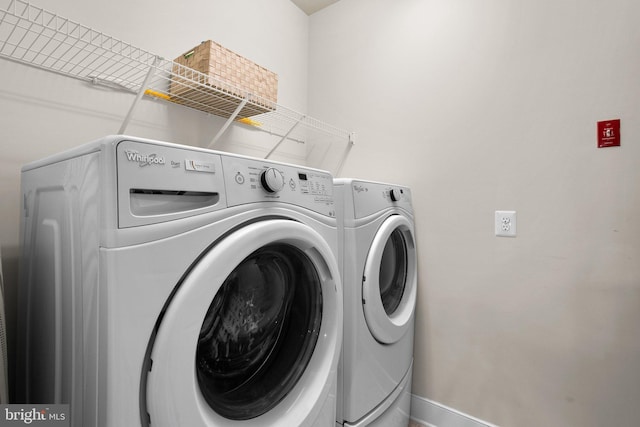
{"left": 495, "top": 210, "right": 517, "bottom": 237}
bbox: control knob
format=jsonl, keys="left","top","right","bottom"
{"left": 390, "top": 188, "right": 402, "bottom": 202}
{"left": 261, "top": 168, "right": 285, "bottom": 193}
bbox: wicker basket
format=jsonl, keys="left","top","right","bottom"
{"left": 170, "top": 40, "right": 278, "bottom": 118}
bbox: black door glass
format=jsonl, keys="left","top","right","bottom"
{"left": 379, "top": 228, "right": 408, "bottom": 316}
{"left": 196, "top": 243, "right": 323, "bottom": 420}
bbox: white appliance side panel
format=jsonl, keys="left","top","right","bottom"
{"left": 19, "top": 152, "right": 101, "bottom": 426}
{"left": 0, "top": 245, "right": 7, "bottom": 403}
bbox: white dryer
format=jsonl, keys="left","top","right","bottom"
{"left": 333, "top": 179, "right": 417, "bottom": 427}
{"left": 17, "top": 135, "right": 343, "bottom": 427}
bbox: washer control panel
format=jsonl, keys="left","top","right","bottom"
{"left": 222, "top": 156, "right": 335, "bottom": 217}
{"left": 115, "top": 139, "right": 336, "bottom": 224}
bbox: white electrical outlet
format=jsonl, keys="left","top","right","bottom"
{"left": 495, "top": 211, "right": 517, "bottom": 237}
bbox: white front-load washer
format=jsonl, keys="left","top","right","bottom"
{"left": 333, "top": 179, "right": 417, "bottom": 427}
{"left": 17, "top": 135, "right": 343, "bottom": 427}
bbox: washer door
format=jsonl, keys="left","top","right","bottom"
{"left": 362, "top": 214, "right": 417, "bottom": 344}
{"left": 144, "top": 219, "right": 341, "bottom": 426}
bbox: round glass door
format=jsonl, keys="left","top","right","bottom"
{"left": 196, "top": 243, "right": 322, "bottom": 420}
{"left": 378, "top": 228, "right": 408, "bottom": 316}
{"left": 143, "top": 219, "right": 341, "bottom": 427}
{"left": 362, "top": 215, "right": 417, "bottom": 344}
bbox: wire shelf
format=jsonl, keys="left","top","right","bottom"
{"left": 0, "top": 0, "right": 353, "bottom": 167}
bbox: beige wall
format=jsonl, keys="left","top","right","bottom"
{"left": 309, "top": 0, "right": 640, "bottom": 426}
{"left": 3, "top": 0, "right": 640, "bottom": 425}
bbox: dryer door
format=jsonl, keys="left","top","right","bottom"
{"left": 362, "top": 214, "right": 417, "bottom": 344}
{"left": 143, "top": 219, "right": 341, "bottom": 427}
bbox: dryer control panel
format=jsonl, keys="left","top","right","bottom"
{"left": 349, "top": 180, "right": 413, "bottom": 219}
{"left": 221, "top": 156, "right": 335, "bottom": 217}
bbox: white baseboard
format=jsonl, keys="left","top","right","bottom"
{"left": 410, "top": 394, "right": 498, "bottom": 427}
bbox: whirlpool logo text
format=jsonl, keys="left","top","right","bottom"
{"left": 0, "top": 405, "right": 69, "bottom": 426}
{"left": 124, "top": 150, "right": 166, "bottom": 167}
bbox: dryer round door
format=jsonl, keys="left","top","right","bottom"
{"left": 143, "top": 219, "right": 341, "bottom": 427}
{"left": 362, "top": 214, "right": 417, "bottom": 344}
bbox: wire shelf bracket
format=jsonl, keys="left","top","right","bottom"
{"left": 265, "top": 115, "right": 306, "bottom": 159}
{"left": 118, "top": 55, "right": 159, "bottom": 134}
{"left": 208, "top": 96, "right": 249, "bottom": 148}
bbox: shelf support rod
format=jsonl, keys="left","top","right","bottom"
{"left": 265, "top": 115, "right": 306, "bottom": 159}
{"left": 118, "top": 56, "right": 159, "bottom": 134}
{"left": 208, "top": 96, "right": 249, "bottom": 148}
{"left": 334, "top": 131, "right": 356, "bottom": 176}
